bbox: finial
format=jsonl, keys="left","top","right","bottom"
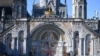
{"left": 95, "top": 10, "right": 98, "bottom": 18}
{"left": 65, "top": 0, "right": 68, "bottom": 18}
{"left": 94, "top": 10, "right": 99, "bottom": 20}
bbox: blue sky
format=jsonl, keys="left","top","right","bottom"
{"left": 27, "top": 0, "right": 100, "bottom": 19}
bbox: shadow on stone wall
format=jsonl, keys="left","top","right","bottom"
{"left": 0, "top": 42, "right": 6, "bottom": 56}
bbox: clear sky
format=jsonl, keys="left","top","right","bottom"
{"left": 27, "top": 0, "right": 100, "bottom": 19}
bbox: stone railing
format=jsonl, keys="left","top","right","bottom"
{"left": 0, "top": 18, "right": 84, "bottom": 22}
{"left": 30, "top": 18, "right": 83, "bottom": 22}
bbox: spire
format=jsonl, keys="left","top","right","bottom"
{"left": 72, "top": 0, "right": 87, "bottom": 19}
{"left": 65, "top": 0, "right": 68, "bottom": 18}
{"left": 12, "top": 0, "right": 27, "bottom": 19}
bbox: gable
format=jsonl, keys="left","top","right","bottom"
{"left": 46, "top": 1, "right": 55, "bottom": 12}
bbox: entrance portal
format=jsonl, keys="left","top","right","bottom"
{"left": 40, "top": 30, "right": 60, "bottom": 56}
{"left": 30, "top": 25, "right": 70, "bottom": 56}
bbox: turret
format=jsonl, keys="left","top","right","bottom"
{"left": 12, "top": 0, "right": 27, "bottom": 19}
{"left": 72, "top": 0, "right": 87, "bottom": 19}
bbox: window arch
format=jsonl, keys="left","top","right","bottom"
{"left": 85, "top": 34, "right": 91, "bottom": 55}
{"left": 59, "top": 12, "right": 62, "bottom": 18}
{"left": 63, "top": 12, "right": 65, "bottom": 17}
{"left": 21, "top": 6, "right": 25, "bottom": 17}
{"left": 6, "top": 33, "right": 12, "bottom": 50}
{"left": 16, "top": 5, "right": 20, "bottom": 17}
{"left": 74, "top": 31, "right": 79, "bottom": 55}
{"left": 79, "top": 6, "right": 82, "bottom": 18}
{"left": 60, "top": 12, "right": 62, "bottom": 18}
{"left": 18, "top": 30, "right": 24, "bottom": 41}
{"left": 41, "top": 31, "right": 59, "bottom": 41}
{"left": 18, "top": 30, "right": 24, "bottom": 55}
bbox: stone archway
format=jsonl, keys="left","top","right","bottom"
{"left": 29, "top": 24, "right": 71, "bottom": 56}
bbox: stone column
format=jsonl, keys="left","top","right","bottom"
{"left": 84, "top": 38, "right": 86, "bottom": 56}
{"left": 90, "top": 38, "right": 94, "bottom": 56}
{"left": 58, "top": 35, "right": 63, "bottom": 56}
{"left": 11, "top": 38, "right": 14, "bottom": 51}
{"left": 13, "top": 37, "right": 18, "bottom": 56}
{"left": 11, "top": 37, "right": 14, "bottom": 55}
{"left": 58, "top": 42, "right": 63, "bottom": 56}
{"left": 23, "top": 38, "right": 26, "bottom": 56}
{"left": 78, "top": 38, "right": 84, "bottom": 56}
{"left": 72, "top": 38, "right": 75, "bottom": 56}
{"left": 17, "top": 37, "right": 19, "bottom": 50}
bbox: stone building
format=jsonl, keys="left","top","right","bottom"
{"left": 0, "top": 0, "right": 100, "bottom": 56}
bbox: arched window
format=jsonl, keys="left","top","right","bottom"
{"left": 41, "top": 31, "right": 59, "bottom": 41}
{"left": 59, "top": 12, "right": 62, "bottom": 18}
{"left": 16, "top": 5, "right": 20, "bottom": 17}
{"left": 85, "top": 34, "right": 91, "bottom": 55}
{"left": 18, "top": 30, "right": 24, "bottom": 55}
{"left": 63, "top": 12, "right": 65, "bottom": 17}
{"left": 21, "top": 6, "right": 25, "bottom": 17}
{"left": 19, "top": 30, "right": 24, "bottom": 41}
{"left": 79, "top": 6, "right": 82, "bottom": 18}
{"left": 14, "top": 37, "right": 17, "bottom": 50}
{"left": 6, "top": 33, "right": 12, "bottom": 50}
{"left": 74, "top": 31, "right": 79, "bottom": 55}
{"left": 61, "top": 12, "right": 63, "bottom": 18}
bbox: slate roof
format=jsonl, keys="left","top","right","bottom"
{"left": 33, "top": 3, "right": 66, "bottom": 9}
{"left": 59, "top": 3, "right": 65, "bottom": 7}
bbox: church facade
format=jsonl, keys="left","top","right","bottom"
{"left": 0, "top": 0, "right": 100, "bottom": 56}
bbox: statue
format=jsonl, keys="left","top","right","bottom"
{"left": 95, "top": 10, "right": 99, "bottom": 19}
{"left": 95, "top": 10, "right": 98, "bottom": 17}
{"left": 47, "top": 48, "right": 51, "bottom": 56}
